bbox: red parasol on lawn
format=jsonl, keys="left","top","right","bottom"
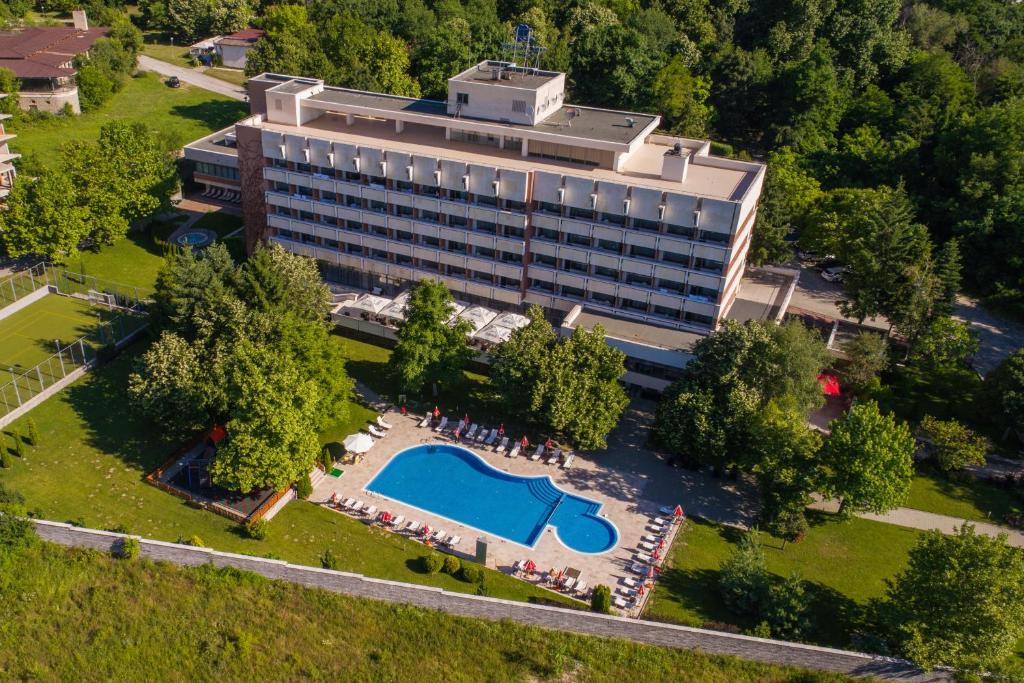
{"left": 433, "top": 406, "right": 441, "bottom": 418}
{"left": 817, "top": 373, "right": 841, "bottom": 397}
{"left": 673, "top": 504, "right": 684, "bottom": 518}
{"left": 498, "top": 424, "right": 505, "bottom": 435}
{"left": 523, "top": 559, "right": 536, "bottom": 573}
{"left": 521, "top": 436, "right": 529, "bottom": 447}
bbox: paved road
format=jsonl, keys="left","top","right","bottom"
{"left": 137, "top": 55, "right": 247, "bottom": 101}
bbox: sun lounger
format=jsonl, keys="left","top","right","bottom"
{"left": 561, "top": 453, "right": 575, "bottom": 469}
{"left": 495, "top": 436, "right": 509, "bottom": 453}
{"left": 622, "top": 577, "right": 639, "bottom": 588}
{"left": 629, "top": 562, "right": 649, "bottom": 575}
{"left": 653, "top": 517, "right": 668, "bottom": 526}
{"left": 341, "top": 497, "right": 355, "bottom": 509}
{"left": 617, "top": 586, "right": 636, "bottom": 597}
{"left": 376, "top": 416, "right": 392, "bottom": 429}
{"left": 390, "top": 515, "right": 404, "bottom": 527}
{"left": 508, "top": 443, "right": 521, "bottom": 458}
{"left": 575, "top": 581, "right": 588, "bottom": 596}
{"left": 639, "top": 541, "right": 656, "bottom": 552}
{"left": 561, "top": 576, "right": 576, "bottom": 590}
{"left": 641, "top": 534, "right": 659, "bottom": 544}
{"left": 485, "top": 429, "right": 498, "bottom": 445}
{"left": 613, "top": 596, "right": 629, "bottom": 609}
{"left": 463, "top": 424, "right": 478, "bottom": 440}
{"left": 363, "top": 505, "right": 377, "bottom": 518}
{"left": 368, "top": 424, "right": 386, "bottom": 438}
{"left": 530, "top": 445, "right": 544, "bottom": 461}
{"left": 351, "top": 501, "right": 364, "bottom": 513}
{"left": 476, "top": 428, "right": 490, "bottom": 443}
{"left": 433, "top": 416, "right": 448, "bottom": 432}
{"left": 636, "top": 552, "right": 652, "bottom": 563}
{"left": 419, "top": 415, "right": 431, "bottom": 427}
{"left": 659, "top": 506, "right": 677, "bottom": 515}
{"left": 648, "top": 524, "right": 668, "bottom": 534}
{"left": 430, "top": 529, "right": 445, "bottom": 541}
{"left": 405, "top": 520, "right": 421, "bottom": 533}
{"left": 546, "top": 448, "right": 561, "bottom": 465}
{"left": 513, "top": 560, "right": 525, "bottom": 573}
{"left": 446, "top": 535, "right": 461, "bottom": 546}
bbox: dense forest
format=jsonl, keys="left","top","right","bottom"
{"left": 3, "top": 0, "right": 1023, "bottom": 318}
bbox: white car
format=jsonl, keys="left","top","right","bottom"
{"left": 820, "top": 266, "right": 846, "bottom": 282}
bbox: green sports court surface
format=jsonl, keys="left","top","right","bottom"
{"left": 0, "top": 294, "right": 114, "bottom": 370}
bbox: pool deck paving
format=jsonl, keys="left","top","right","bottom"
{"left": 312, "top": 404, "right": 757, "bottom": 616}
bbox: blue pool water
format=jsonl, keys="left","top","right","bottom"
{"left": 365, "top": 444, "right": 619, "bottom": 554}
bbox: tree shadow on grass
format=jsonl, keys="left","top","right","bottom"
{"left": 170, "top": 100, "right": 248, "bottom": 132}
{"left": 64, "top": 344, "right": 180, "bottom": 474}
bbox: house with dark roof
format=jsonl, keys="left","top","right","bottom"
{"left": 214, "top": 28, "right": 264, "bottom": 70}
{"left": 0, "top": 13, "right": 109, "bottom": 114}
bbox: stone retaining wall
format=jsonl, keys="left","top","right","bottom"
{"left": 31, "top": 519, "right": 951, "bottom": 682}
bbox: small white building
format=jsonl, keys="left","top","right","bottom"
{"left": 214, "top": 28, "right": 265, "bottom": 70}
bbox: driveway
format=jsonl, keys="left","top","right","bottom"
{"left": 953, "top": 295, "right": 1024, "bottom": 376}
{"left": 137, "top": 55, "right": 247, "bottom": 101}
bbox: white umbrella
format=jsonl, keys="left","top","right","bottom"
{"left": 343, "top": 433, "right": 374, "bottom": 454}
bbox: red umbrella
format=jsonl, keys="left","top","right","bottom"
{"left": 498, "top": 424, "right": 505, "bottom": 435}
{"left": 329, "top": 492, "right": 338, "bottom": 504}
{"left": 433, "top": 406, "right": 440, "bottom": 418}
{"left": 817, "top": 373, "right": 841, "bottom": 397}
{"left": 521, "top": 436, "right": 529, "bottom": 447}
{"left": 653, "top": 549, "right": 661, "bottom": 560}
{"left": 380, "top": 511, "right": 392, "bottom": 523}
{"left": 658, "top": 539, "right": 666, "bottom": 550}
{"left": 646, "top": 566, "right": 655, "bottom": 579}
{"left": 638, "top": 584, "right": 646, "bottom": 596}
{"left": 545, "top": 438, "right": 552, "bottom": 449}
{"left": 464, "top": 413, "right": 469, "bottom": 424}
{"left": 401, "top": 404, "right": 407, "bottom": 416}
{"left": 673, "top": 504, "right": 684, "bottom": 518}
{"left": 422, "top": 524, "right": 431, "bottom": 537}
{"left": 523, "top": 559, "right": 536, "bottom": 573}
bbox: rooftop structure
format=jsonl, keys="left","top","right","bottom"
{"left": 184, "top": 53, "right": 768, "bottom": 392}
{"left": 213, "top": 28, "right": 265, "bottom": 70}
{"left": 0, "top": 15, "right": 109, "bottom": 114}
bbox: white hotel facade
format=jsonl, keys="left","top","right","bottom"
{"left": 184, "top": 61, "right": 773, "bottom": 391}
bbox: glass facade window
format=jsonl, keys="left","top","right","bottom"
{"left": 685, "top": 311, "right": 713, "bottom": 325}
{"left": 299, "top": 210, "right": 315, "bottom": 222}
{"left": 369, "top": 225, "right": 388, "bottom": 237}
{"left": 694, "top": 258, "right": 723, "bottom": 272}
{"left": 344, "top": 195, "right": 361, "bottom": 208}
{"left": 449, "top": 189, "right": 468, "bottom": 201}
{"left": 566, "top": 233, "right": 591, "bottom": 247}
{"left": 395, "top": 180, "right": 413, "bottom": 192}
{"left": 345, "top": 243, "right": 362, "bottom": 255}
{"left": 499, "top": 276, "right": 520, "bottom": 289}
{"left": 534, "top": 200, "right": 561, "bottom": 215}
{"left": 689, "top": 285, "right": 718, "bottom": 300}
{"left": 448, "top": 265, "right": 466, "bottom": 277}
{"left": 324, "top": 238, "right": 340, "bottom": 250}
{"left": 418, "top": 184, "right": 439, "bottom": 196}
{"left": 626, "top": 273, "right": 653, "bottom": 287}
{"left": 420, "top": 210, "right": 440, "bottom": 223}
{"left": 475, "top": 246, "right": 496, "bottom": 258}
{"left": 504, "top": 200, "right": 526, "bottom": 212}
{"left": 634, "top": 218, "right": 659, "bottom": 232}
{"left": 503, "top": 225, "right": 525, "bottom": 239}
{"left": 596, "top": 239, "right": 620, "bottom": 253}
{"left": 344, "top": 220, "right": 362, "bottom": 232}
{"left": 273, "top": 181, "right": 289, "bottom": 192}
{"left": 594, "top": 265, "right": 618, "bottom": 280}
{"left": 476, "top": 194, "right": 497, "bottom": 206}
{"left": 295, "top": 163, "right": 311, "bottom": 173}
{"left": 367, "top": 175, "right": 386, "bottom": 187}
{"left": 533, "top": 253, "right": 556, "bottom": 266}
{"left": 271, "top": 158, "right": 288, "bottom": 169}
{"left": 297, "top": 187, "right": 313, "bottom": 198}
{"left": 422, "top": 236, "right": 440, "bottom": 247}
{"left": 657, "top": 278, "right": 685, "bottom": 292}
{"left": 472, "top": 271, "right": 494, "bottom": 283}
{"left": 448, "top": 214, "right": 468, "bottom": 228}
{"left": 196, "top": 161, "right": 240, "bottom": 180}
{"left": 500, "top": 251, "right": 522, "bottom": 264}
{"left": 394, "top": 204, "right": 414, "bottom": 217}
{"left": 600, "top": 212, "right": 625, "bottom": 225}
{"left": 530, "top": 279, "right": 554, "bottom": 292}
{"left": 320, "top": 190, "right": 337, "bottom": 203}
{"left": 701, "top": 231, "right": 730, "bottom": 244}
{"left": 448, "top": 241, "right": 467, "bottom": 253}
{"left": 563, "top": 260, "right": 588, "bottom": 273}
{"left": 590, "top": 291, "right": 615, "bottom": 305}
{"left": 344, "top": 171, "right": 360, "bottom": 181}
{"left": 475, "top": 220, "right": 497, "bottom": 234}
{"left": 569, "top": 207, "right": 594, "bottom": 220}
{"left": 663, "top": 251, "right": 689, "bottom": 265}
{"left": 273, "top": 205, "right": 290, "bottom": 216}
{"left": 652, "top": 305, "right": 680, "bottom": 319}
{"left": 622, "top": 298, "right": 648, "bottom": 311}
{"left": 535, "top": 227, "right": 559, "bottom": 241}
{"left": 420, "top": 259, "right": 439, "bottom": 271}
{"left": 395, "top": 230, "right": 414, "bottom": 243}
{"left": 630, "top": 245, "right": 656, "bottom": 260}
{"left": 369, "top": 248, "right": 389, "bottom": 260}
{"left": 368, "top": 200, "right": 387, "bottom": 213}
{"left": 561, "top": 285, "right": 585, "bottom": 298}
{"left": 666, "top": 223, "right": 694, "bottom": 239}
{"left": 395, "top": 253, "right": 413, "bottom": 266}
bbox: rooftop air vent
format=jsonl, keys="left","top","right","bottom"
{"left": 625, "top": 117, "right": 635, "bottom": 128}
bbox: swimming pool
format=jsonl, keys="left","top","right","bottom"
{"left": 365, "top": 444, "right": 619, "bottom": 554}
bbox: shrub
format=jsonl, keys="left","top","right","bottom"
{"left": 119, "top": 537, "right": 140, "bottom": 560}
{"left": 244, "top": 519, "right": 269, "bottom": 540}
{"left": 764, "top": 573, "right": 811, "bottom": 639}
{"left": 12, "top": 430, "right": 24, "bottom": 458}
{"left": 459, "top": 563, "right": 483, "bottom": 583}
{"left": 320, "top": 547, "right": 339, "bottom": 570}
{"left": 295, "top": 475, "right": 313, "bottom": 500}
{"left": 591, "top": 584, "right": 611, "bottom": 613}
{"left": 25, "top": 419, "right": 39, "bottom": 446}
{"left": 0, "top": 483, "right": 24, "bottom": 504}
{"left": 0, "top": 512, "right": 36, "bottom": 551}
{"left": 106, "top": 523, "right": 131, "bottom": 534}
{"left": 0, "top": 449, "right": 11, "bottom": 469}
{"left": 184, "top": 535, "right": 205, "bottom": 547}
{"left": 763, "top": 504, "right": 808, "bottom": 542}
{"left": 319, "top": 445, "right": 335, "bottom": 471}
{"left": 442, "top": 554, "right": 461, "bottom": 575}
{"left": 421, "top": 552, "right": 444, "bottom": 574}
{"left": 719, "top": 532, "right": 769, "bottom": 616}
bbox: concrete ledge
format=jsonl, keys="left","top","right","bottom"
{"left": 30, "top": 519, "right": 950, "bottom": 682}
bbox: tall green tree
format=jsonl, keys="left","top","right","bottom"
{"left": 0, "top": 173, "right": 88, "bottom": 262}
{"left": 820, "top": 401, "right": 915, "bottom": 515}
{"left": 880, "top": 525, "right": 1024, "bottom": 670}
{"left": 490, "top": 305, "right": 557, "bottom": 421}
{"left": 388, "top": 279, "right": 472, "bottom": 395}
{"left": 909, "top": 316, "right": 978, "bottom": 368}
{"left": 750, "top": 146, "right": 821, "bottom": 265}
{"left": 841, "top": 331, "right": 888, "bottom": 392}
{"left": 983, "top": 349, "right": 1024, "bottom": 441}
{"left": 648, "top": 55, "right": 712, "bottom": 137}
{"left": 918, "top": 415, "right": 989, "bottom": 472}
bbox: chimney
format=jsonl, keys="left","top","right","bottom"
{"left": 72, "top": 10, "right": 88, "bottom": 31}
{"left": 661, "top": 141, "right": 690, "bottom": 183}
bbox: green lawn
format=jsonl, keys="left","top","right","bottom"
{"left": 72, "top": 227, "right": 170, "bottom": 294}
{"left": 905, "top": 469, "right": 1023, "bottom": 524}
{"left": 206, "top": 67, "right": 249, "bottom": 86}
{"left": 0, "top": 344, "right": 568, "bottom": 606}
{"left": 0, "top": 542, "right": 853, "bottom": 683}
{"left": 191, "top": 210, "right": 244, "bottom": 237}
{"left": 643, "top": 514, "right": 922, "bottom": 647}
{"left": 9, "top": 71, "right": 247, "bottom": 168}
{"left": 0, "top": 294, "right": 114, "bottom": 369}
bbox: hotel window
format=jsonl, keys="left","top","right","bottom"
{"left": 694, "top": 257, "right": 723, "bottom": 273}
{"left": 475, "top": 246, "right": 496, "bottom": 259}
{"left": 367, "top": 175, "right": 385, "bottom": 187}
{"left": 600, "top": 212, "right": 625, "bottom": 226}
{"left": 448, "top": 241, "right": 467, "bottom": 254}
{"left": 369, "top": 248, "right": 389, "bottom": 260}
{"left": 684, "top": 311, "right": 713, "bottom": 325}
{"left": 367, "top": 199, "right": 387, "bottom": 213}
{"left": 532, "top": 253, "right": 556, "bottom": 267}
{"left": 701, "top": 231, "right": 730, "bottom": 245}
{"left": 535, "top": 227, "right": 559, "bottom": 241}
{"left": 472, "top": 270, "right": 494, "bottom": 283}
{"left": 633, "top": 218, "right": 659, "bottom": 232}
{"left": 657, "top": 278, "right": 685, "bottom": 293}
{"left": 569, "top": 207, "right": 594, "bottom": 220}
{"left": 273, "top": 205, "right": 290, "bottom": 216}
{"left": 273, "top": 181, "right": 289, "bottom": 192}
{"left": 345, "top": 243, "right": 363, "bottom": 255}
{"left": 419, "top": 209, "right": 440, "bottom": 223}
{"left": 271, "top": 158, "right": 288, "bottom": 169}
{"left": 320, "top": 190, "right": 337, "bottom": 203}
{"left": 500, "top": 251, "right": 522, "bottom": 264}
{"left": 561, "top": 284, "right": 585, "bottom": 298}
{"left": 596, "top": 239, "right": 620, "bottom": 253}
{"left": 504, "top": 199, "right": 526, "bottom": 212}
{"left": 626, "top": 273, "right": 653, "bottom": 287}
{"left": 629, "top": 245, "right": 656, "bottom": 260}
{"left": 688, "top": 285, "right": 718, "bottom": 300}
{"left": 475, "top": 220, "right": 497, "bottom": 234}
{"left": 534, "top": 200, "right": 561, "bottom": 215}
{"left": 566, "top": 233, "right": 591, "bottom": 247}
{"left": 394, "top": 180, "right": 413, "bottom": 192}
{"left": 344, "top": 219, "right": 362, "bottom": 232}
{"left": 419, "top": 259, "right": 439, "bottom": 271}
{"left": 422, "top": 235, "right": 441, "bottom": 248}
{"left": 663, "top": 250, "right": 688, "bottom": 265}
{"left": 563, "top": 259, "right": 588, "bottom": 274}
{"left": 476, "top": 193, "right": 497, "bottom": 207}
{"left": 324, "top": 238, "right": 340, "bottom": 250}
{"left": 295, "top": 163, "right": 311, "bottom": 173}
{"left": 652, "top": 305, "right": 680, "bottom": 319}
{"left": 448, "top": 189, "right": 468, "bottom": 201}
{"left": 456, "top": 92, "right": 469, "bottom": 104}
{"left": 345, "top": 194, "right": 362, "bottom": 208}
{"left": 418, "top": 184, "right": 439, "bottom": 196}
{"left": 313, "top": 166, "right": 333, "bottom": 177}
{"left": 622, "top": 298, "right": 648, "bottom": 311}
{"left": 530, "top": 279, "right": 554, "bottom": 292}
{"left": 594, "top": 265, "right": 619, "bottom": 280}
{"left": 503, "top": 225, "right": 525, "bottom": 239}
{"left": 448, "top": 214, "right": 469, "bottom": 228}
{"left": 448, "top": 265, "right": 466, "bottom": 277}
{"left": 344, "top": 171, "right": 360, "bottom": 181}
{"left": 369, "top": 225, "right": 388, "bottom": 237}
{"left": 666, "top": 223, "right": 694, "bottom": 239}
{"left": 299, "top": 210, "right": 315, "bottom": 222}
{"left": 394, "top": 204, "right": 414, "bottom": 217}
{"left": 395, "top": 253, "right": 413, "bottom": 266}
{"left": 395, "top": 230, "right": 414, "bottom": 243}
{"left": 499, "top": 276, "right": 520, "bottom": 289}
{"left": 590, "top": 291, "right": 615, "bottom": 306}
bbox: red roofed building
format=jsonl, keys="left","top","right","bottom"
{"left": 0, "top": 12, "right": 110, "bottom": 114}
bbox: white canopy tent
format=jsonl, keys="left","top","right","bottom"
{"left": 340, "top": 293, "right": 391, "bottom": 317}
{"left": 378, "top": 291, "right": 410, "bottom": 324}
{"left": 458, "top": 306, "right": 498, "bottom": 334}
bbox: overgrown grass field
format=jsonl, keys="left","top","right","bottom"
{"left": 0, "top": 540, "right": 854, "bottom": 682}
{"left": 9, "top": 71, "right": 246, "bottom": 168}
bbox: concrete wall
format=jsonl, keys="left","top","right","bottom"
{"left": 20, "top": 87, "right": 80, "bottom": 114}
{"left": 30, "top": 519, "right": 950, "bottom": 682}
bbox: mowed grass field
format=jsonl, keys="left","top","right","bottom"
{"left": 8, "top": 71, "right": 247, "bottom": 168}
{"left": 0, "top": 540, "right": 855, "bottom": 683}
{"left": 0, "top": 294, "right": 112, "bottom": 369}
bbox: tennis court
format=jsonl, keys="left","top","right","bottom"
{"left": 0, "top": 294, "right": 117, "bottom": 370}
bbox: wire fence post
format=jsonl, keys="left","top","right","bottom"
{"left": 55, "top": 340, "right": 66, "bottom": 377}
{"left": 9, "top": 368, "right": 21, "bottom": 406}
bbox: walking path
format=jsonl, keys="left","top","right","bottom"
{"left": 137, "top": 55, "right": 247, "bottom": 101}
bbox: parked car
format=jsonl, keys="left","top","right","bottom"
{"left": 820, "top": 265, "right": 847, "bottom": 282}
{"left": 167, "top": 76, "right": 181, "bottom": 88}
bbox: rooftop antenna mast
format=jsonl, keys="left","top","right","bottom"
{"left": 500, "top": 23, "right": 546, "bottom": 77}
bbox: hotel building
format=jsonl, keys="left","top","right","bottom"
{"left": 184, "top": 61, "right": 774, "bottom": 391}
